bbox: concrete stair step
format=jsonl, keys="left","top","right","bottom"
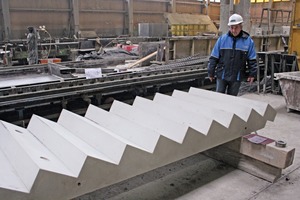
{"left": 0, "top": 89, "right": 277, "bottom": 199}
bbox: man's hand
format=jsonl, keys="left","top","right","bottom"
{"left": 209, "top": 76, "right": 214, "bottom": 82}
{"left": 247, "top": 76, "right": 255, "bottom": 83}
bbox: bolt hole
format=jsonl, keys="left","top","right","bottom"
{"left": 15, "top": 130, "right": 23, "bottom": 134}
{"left": 77, "top": 182, "right": 81, "bottom": 186}
{"left": 40, "top": 156, "right": 49, "bottom": 161}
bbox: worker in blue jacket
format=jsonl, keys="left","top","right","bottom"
{"left": 208, "top": 13, "right": 257, "bottom": 96}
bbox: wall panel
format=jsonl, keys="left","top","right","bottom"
{"left": 79, "top": 13, "right": 125, "bottom": 36}
{"left": 176, "top": 0, "right": 202, "bottom": 14}
{"left": 78, "top": 0, "right": 126, "bottom": 36}
{"left": 7, "top": 0, "right": 71, "bottom": 39}
{"left": 0, "top": 0, "right": 294, "bottom": 40}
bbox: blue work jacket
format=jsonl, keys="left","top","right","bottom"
{"left": 208, "top": 31, "right": 257, "bottom": 82}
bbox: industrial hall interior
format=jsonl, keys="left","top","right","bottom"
{"left": 0, "top": 0, "right": 300, "bottom": 199}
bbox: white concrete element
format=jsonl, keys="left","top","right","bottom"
{"left": 133, "top": 96, "right": 216, "bottom": 135}
{"left": 85, "top": 105, "right": 160, "bottom": 153}
{"left": 109, "top": 100, "right": 187, "bottom": 143}
{"left": 0, "top": 148, "right": 28, "bottom": 193}
{"left": 153, "top": 92, "right": 247, "bottom": 135}
{"left": 0, "top": 120, "right": 76, "bottom": 193}
{"left": 27, "top": 115, "right": 114, "bottom": 175}
{"left": 57, "top": 109, "right": 127, "bottom": 164}
{"left": 172, "top": 88, "right": 272, "bottom": 132}
{"left": 0, "top": 89, "right": 277, "bottom": 200}
{"left": 188, "top": 87, "right": 276, "bottom": 122}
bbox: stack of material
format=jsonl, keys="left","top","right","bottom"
{"left": 0, "top": 88, "right": 276, "bottom": 200}
{"left": 165, "top": 13, "right": 218, "bottom": 36}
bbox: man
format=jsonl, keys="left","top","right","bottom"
{"left": 27, "top": 26, "right": 38, "bottom": 65}
{"left": 207, "top": 13, "right": 257, "bottom": 96}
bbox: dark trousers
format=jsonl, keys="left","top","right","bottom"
{"left": 216, "top": 78, "right": 241, "bottom": 96}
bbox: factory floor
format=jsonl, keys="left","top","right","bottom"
{"left": 99, "top": 93, "right": 300, "bottom": 200}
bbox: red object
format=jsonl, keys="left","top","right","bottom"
{"left": 117, "top": 44, "right": 138, "bottom": 52}
{"left": 40, "top": 58, "right": 62, "bottom": 64}
{"left": 243, "top": 134, "right": 275, "bottom": 145}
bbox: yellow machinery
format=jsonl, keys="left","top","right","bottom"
{"left": 289, "top": 0, "right": 300, "bottom": 62}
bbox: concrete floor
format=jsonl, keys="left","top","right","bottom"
{"left": 76, "top": 93, "right": 300, "bottom": 200}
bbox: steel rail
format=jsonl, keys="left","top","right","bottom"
{"left": 0, "top": 66, "right": 208, "bottom": 108}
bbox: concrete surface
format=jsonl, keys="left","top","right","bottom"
{"left": 76, "top": 93, "right": 300, "bottom": 200}
{"left": 2, "top": 89, "right": 277, "bottom": 200}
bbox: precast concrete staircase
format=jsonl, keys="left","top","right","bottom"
{"left": 0, "top": 88, "right": 277, "bottom": 200}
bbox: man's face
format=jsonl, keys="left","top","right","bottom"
{"left": 229, "top": 24, "right": 242, "bottom": 37}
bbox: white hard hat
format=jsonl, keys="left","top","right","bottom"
{"left": 228, "top": 14, "right": 243, "bottom": 26}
